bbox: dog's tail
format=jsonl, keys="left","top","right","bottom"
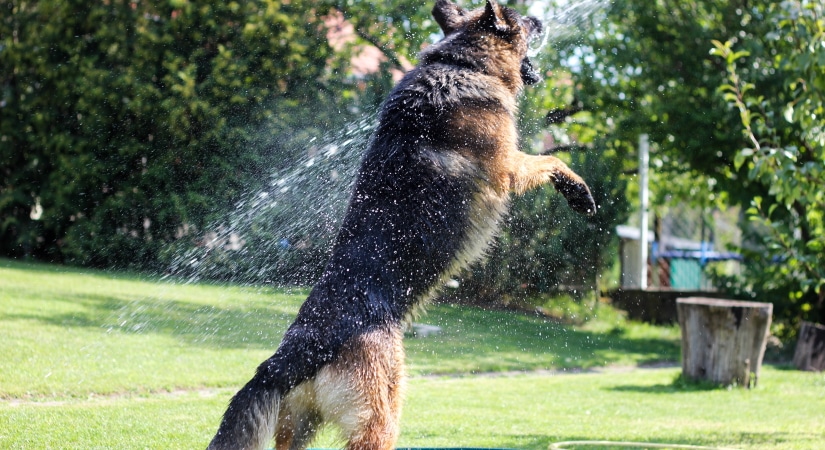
{"left": 206, "top": 375, "right": 281, "bottom": 450}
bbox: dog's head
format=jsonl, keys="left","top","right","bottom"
{"left": 431, "top": 0, "right": 543, "bottom": 86}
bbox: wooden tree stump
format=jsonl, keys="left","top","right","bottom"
{"left": 677, "top": 297, "right": 773, "bottom": 388}
{"left": 793, "top": 321, "right": 825, "bottom": 371}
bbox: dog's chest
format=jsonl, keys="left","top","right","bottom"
{"left": 452, "top": 184, "right": 509, "bottom": 272}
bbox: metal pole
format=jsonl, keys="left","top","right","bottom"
{"left": 639, "top": 134, "right": 649, "bottom": 290}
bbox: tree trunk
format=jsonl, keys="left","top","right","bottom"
{"left": 677, "top": 297, "right": 773, "bottom": 388}
{"left": 793, "top": 321, "right": 825, "bottom": 371}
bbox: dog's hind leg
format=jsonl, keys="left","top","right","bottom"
{"left": 315, "top": 326, "right": 406, "bottom": 450}
{"left": 275, "top": 413, "right": 322, "bottom": 450}
{"left": 286, "top": 414, "right": 322, "bottom": 450}
{"left": 275, "top": 383, "right": 323, "bottom": 450}
{"left": 508, "top": 153, "right": 596, "bottom": 215}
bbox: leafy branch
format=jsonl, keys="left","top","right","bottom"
{"left": 711, "top": 19, "right": 825, "bottom": 312}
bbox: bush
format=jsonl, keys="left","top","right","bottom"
{"left": 0, "top": 0, "right": 355, "bottom": 269}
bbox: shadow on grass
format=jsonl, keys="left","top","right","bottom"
{"left": 767, "top": 362, "right": 800, "bottom": 371}
{"left": 5, "top": 291, "right": 297, "bottom": 350}
{"left": 607, "top": 372, "right": 734, "bottom": 394}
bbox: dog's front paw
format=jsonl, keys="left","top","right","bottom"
{"left": 568, "top": 189, "right": 597, "bottom": 216}
{"left": 556, "top": 178, "right": 597, "bottom": 216}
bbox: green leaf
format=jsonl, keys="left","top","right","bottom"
{"left": 731, "top": 50, "right": 751, "bottom": 61}
{"left": 734, "top": 152, "right": 746, "bottom": 170}
{"left": 784, "top": 104, "right": 794, "bottom": 122}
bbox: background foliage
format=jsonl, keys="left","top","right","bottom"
{"left": 567, "top": 0, "right": 824, "bottom": 329}
{"left": 711, "top": 0, "right": 824, "bottom": 329}
{"left": 2, "top": 0, "right": 822, "bottom": 330}
{"left": 0, "top": 0, "right": 624, "bottom": 295}
{"left": 1, "top": 0, "right": 358, "bottom": 268}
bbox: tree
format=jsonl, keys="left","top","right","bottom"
{"left": 711, "top": 0, "right": 825, "bottom": 327}
{"left": 0, "top": 0, "right": 357, "bottom": 268}
{"left": 575, "top": 0, "right": 825, "bottom": 244}
{"left": 563, "top": 0, "right": 823, "bottom": 330}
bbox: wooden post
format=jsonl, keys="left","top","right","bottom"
{"left": 677, "top": 297, "right": 772, "bottom": 388}
{"left": 793, "top": 321, "right": 825, "bottom": 371}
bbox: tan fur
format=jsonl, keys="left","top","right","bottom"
{"left": 442, "top": 88, "right": 588, "bottom": 201}
{"left": 274, "top": 327, "right": 406, "bottom": 450}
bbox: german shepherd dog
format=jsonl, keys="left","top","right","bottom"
{"left": 207, "top": 1, "right": 595, "bottom": 448}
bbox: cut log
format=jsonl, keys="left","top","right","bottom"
{"left": 677, "top": 297, "right": 773, "bottom": 388}
{"left": 793, "top": 321, "right": 825, "bottom": 371}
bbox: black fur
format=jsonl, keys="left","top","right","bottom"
{"left": 252, "top": 67, "right": 489, "bottom": 394}
{"left": 234, "top": 38, "right": 524, "bottom": 403}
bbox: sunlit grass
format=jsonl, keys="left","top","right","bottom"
{"left": 0, "top": 258, "right": 678, "bottom": 398}
{"left": 1, "top": 368, "right": 823, "bottom": 449}
{"left": 400, "top": 367, "right": 825, "bottom": 450}
{"left": 404, "top": 304, "right": 679, "bottom": 375}
{"left": 2, "top": 259, "right": 822, "bottom": 449}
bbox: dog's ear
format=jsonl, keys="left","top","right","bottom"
{"left": 432, "top": 0, "right": 468, "bottom": 36}
{"left": 478, "top": 0, "right": 509, "bottom": 34}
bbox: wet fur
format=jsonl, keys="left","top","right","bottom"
{"left": 207, "top": 1, "right": 595, "bottom": 449}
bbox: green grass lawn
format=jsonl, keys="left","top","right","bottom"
{"left": 1, "top": 259, "right": 823, "bottom": 449}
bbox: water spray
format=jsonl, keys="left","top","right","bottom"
{"left": 164, "top": 113, "right": 378, "bottom": 286}
{"left": 527, "top": 0, "right": 610, "bottom": 58}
